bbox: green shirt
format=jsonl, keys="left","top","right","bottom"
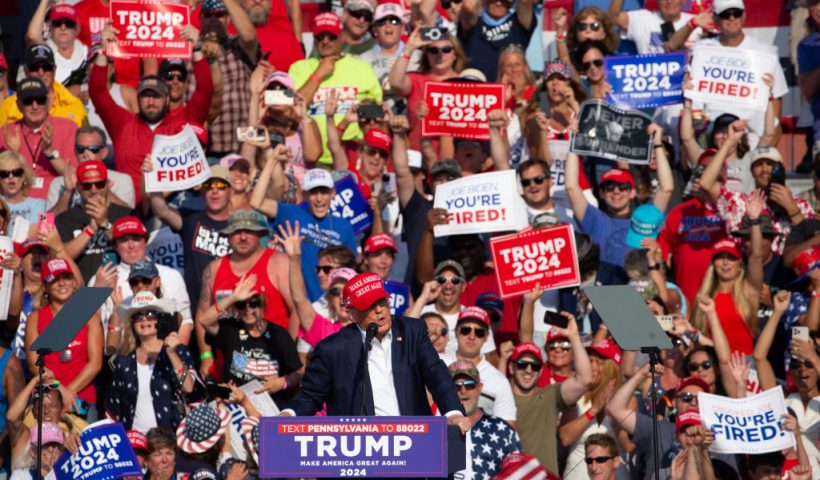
{"left": 514, "top": 384, "right": 566, "bottom": 474}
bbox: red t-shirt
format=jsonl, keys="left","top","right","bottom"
{"left": 74, "top": 0, "right": 141, "bottom": 87}
{"left": 537, "top": 366, "right": 568, "bottom": 388}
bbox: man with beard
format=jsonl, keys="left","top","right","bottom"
{"left": 337, "top": 0, "right": 376, "bottom": 56}
{"left": 238, "top": 0, "right": 303, "bottom": 71}
{"left": 198, "top": 0, "right": 259, "bottom": 156}
{"left": 90, "top": 22, "right": 210, "bottom": 203}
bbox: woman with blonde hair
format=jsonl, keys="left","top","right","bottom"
{"left": 555, "top": 6, "right": 619, "bottom": 78}
{"left": 0, "top": 151, "right": 45, "bottom": 225}
{"left": 690, "top": 192, "right": 765, "bottom": 355}
{"left": 496, "top": 44, "right": 536, "bottom": 107}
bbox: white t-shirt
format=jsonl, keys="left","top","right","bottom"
{"left": 420, "top": 304, "right": 496, "bottom": 355}
{"left": 132, "top": 362, "right": 158, "bottom": 433}
{"left": 784, "top": 393, "right": 820, "bottom": 478}
{"left": 47, "top": 39, "right": 88, "bottom": 85}
{"left": 439, "top": 352, "right": 517, "bottom": 422}
{"left": 47, "top": 169, "right": 136, "bottom": 211}
{"left": 625, "top": 10, "right": 699, "bottom": 54}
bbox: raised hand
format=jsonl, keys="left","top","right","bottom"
{"left": 745, "top": 189, "right": 766, "bottom": 220}
{"left": 231, "top": 273, "right": 258, "bottom": 302}
{"left": 275, "top": 220, "right": 304, "bottom": 257}
{"left": 728, "top": 351, "right": 750, "bottom": 387}
{"left": 772, "top": 289, "right": 791, "bottom": 314}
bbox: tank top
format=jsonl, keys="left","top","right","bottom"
{"left": 713, "top": 291, "right": 754, "bottom": 356}
{"left": 36, "top": 305, "right": 95, "bottom": 403}
{"left": 211, "top": 249, "right": 290, "bottom": 330}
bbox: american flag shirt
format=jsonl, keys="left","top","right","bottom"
{"left": 456, "top": 413, "right": 521, "bottom": 480}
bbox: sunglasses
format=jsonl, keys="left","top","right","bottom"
{"left": 577, "top": 21, "right": 601, "bottom": 32}
{"left": 454, "top": 379, "right": 478, "bottom": 391}
{"left": 80, "top": 180, "right": 106, "bottom": 190}
{"left": 718, "top": 8, "right": 743, "bottom": 19}
{"left": 316, "top": 265, "right": 336, "bottom": 275}
{"left": 688, "top": 360, "right": 713, "bottom": 372}
{"left": 601, "top": 182, "right": 631, "bottom": 193}
{"left": 128, "top": 276, "right": 153, "bottom": 288}
{"left": 316, "top": 32, "right": 338, "bottom": 42}
{"left": 435, "top": 275, "right": 463, "bottom": 285}
{"left": 458, "top": 326, "right": 486, "bottom": 338}
{"left": 585, "top": 456, "right": 613, "bottom": 465}
{"left": 348, "top": 9, "right": 374, "bottom": 21}
{"left": 374, "top": 17, "right": 401, "bottom": 27}
{"left": 22, "top": 96, "right": 47, "bottom": 106}
{"left": 520, "top": 175, "right": 546, "bottom": 187}
{"left": 441, "top": 0, "right": 463, "bottom": 7}
{"left": 426, "top": 46, "right": 454, "bottom": 55}
{"left": 132, "top": 310, "right": 159, "bottom": 322}
{"left": 364, "top": 146, "right": 388, "bottom": 159}
{"left": 513, "top": 359, "right": 543, "bottom": 371}
{"left": 0, "top": 168, "right": 24, "bottom": 179}
{"left": 75, "top": 145, "right": 104, "bottom": 154}
{"left": 677, "top": 392, "right": 698, "bottom": 403}
{"left": 581, "top": 59, "right": 604, "bottom": 71}
{"left": 51, "top": 19, "right": 77, "bottom": 29}
{"left": 328, "top": 286, "right": 342, "bottom": 296}
{"left": 28, "top": 63, "right": 55, "bottom": 73}
{"left": 548, "top": 341, "right": 571, "bottom": 351}
{"left": 164, "top": 71, "right": 187, "bottom": 82}
{"left": 789, "top": 359, "right": 814, "bottom": 370}
{"left": 203, "top": 180, "right": 229, "bottom": 191}
{"left": 202, "top": 10, "right": 227, "bottom": 18}
{"left": 235, "top": 296, "right": 262, "bottom": 311}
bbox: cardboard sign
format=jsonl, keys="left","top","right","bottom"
{"left": 384, "top": 280, "right": 410, "bottom": 316}
{"left": 606, "top": 52, "right": 686, "bottom": 109}
{"left": 422, "top": 82, "right": 505, "bottom": 140}
{"left": 145, "top": 125, "right": 210, "bottom": 193}
{"left": 698, "top": 387, "right": 795, "bottom": 454}
{"left": 259, "top": 416, "right": 448, "bottom": 478}
{"left": 0, "top": 237, "right": 14, "bottom": 320}
{"left": 686, "top": 45, "right": 776, "bottom": 112}
{"left": 570, "top": 100, "right": 652, "bottom": 164}
{"left": 147, "top": 226, "right": 185, "bottom": 277}
{"left": 8, "top": 217, "right": 30, "bottom": 244}
{"left": 489, "top": 224, "right": 580, "bottom": 298}
{"left": 330, "top": 175, "right": 372, "bottom": 235}
{"left": 54, "top": 422, "right": 142, "bottom": 480}
{"left": 432, "top": 170, "right": 528, "bottom": 237}
{"left": 108, "top": 0, "right": 191, "bottom": 59}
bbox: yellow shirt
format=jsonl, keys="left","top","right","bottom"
{"left": 0, "top": 81, "right": 87, "bottom": 127}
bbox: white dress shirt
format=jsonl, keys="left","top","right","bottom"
{"left": 361, "top": 328, "right": 401, "bottom": 416}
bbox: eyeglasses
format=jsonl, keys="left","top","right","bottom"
{"left": 0, "top": 168, "right": 24, "bottom": 179}
{"left": 374, "top": 17, "right": 401, "bottom": 27}
{"left": 789, "top": 359, "right": 814, "bottom": 370}
{"left": 364, "top": 146, "right": 388, "bottom": 159}
{"left": 584, "top": 456, "right": 613, "bottom": 465}
{"left": 454, "top": 380, "right": 478, "bottom": 391}
{"left": 202, "top": 180, "right": 229, "bottom": 191}
{"left": 718, "top": 8, "right": 743, "bottom": 19}
{"left": 51, "top": 19, "right": 77, "bottom": 29}
{"left": 441, "top": 0, "right": 463, "bottom": 7}
{"left": 677, "top": 392, "right": 698, "bottom": 403}
{"left": 201, "top": 10, "right": 227, "bottom": 18}
{"left": 548, "top": 341, "right": 571, "bottom": 351}
{"left": 435, "top": 275, "right": 463, "bottom": 285}
{"left": 426, "top": 46, "right": 454, "bottom": 55}
{"left": 688, "top": 360, "right": 714, "bottom": 372}
{"left": 80, "top": 180, "right": 106, "bottom": 190}
{"left": 513, "top": 359, "right": 543, "bottom": 371}
{"left": 132, "top": 310, "right": 159, "bottom": 322}
{"left": 315, "top": 32, "right": 338, "bottom": 42}
{"left": 22, "top": 96, "right": 47, "bottom": 106}
{"left": 520, "top": 175, "right": 546, "bottom": 187}
{"left": 348, "top": 9, "right": 374, "bottom": 21}
{"left": 328, "top": 287, "right": 342, "bottom": 296}
{"left": 28, "top": 63, "right": 54, "bottom": 73}
{"left": 128, "top": 276, "right": 153, "bottom": 288}
{"left": 234, "top": 296, "right": 262, "bottom": 311}
{"left": 581, "top": 59, "right": 604, "bottom": 71}
{"left": 458, "top": 326, "right": 486, "bottom": 338}
{"left": 75, "top": 145, "right": 104, "bottom": 154}
{"left": 316, "top": 265, "right": 336, "bottom": 275}
{"left": 164, "top": 71, "right": 187, "bottom": 82}
{"left": 601, "top": 182, "right": 631, "bottom": 193}
{"left": 577, "top": 21, "right": 601, "bottom": 32}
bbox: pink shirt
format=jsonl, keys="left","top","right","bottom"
{"left": 298, "top": 313, "right": 343, "bottom": 348}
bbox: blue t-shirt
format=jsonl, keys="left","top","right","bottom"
{"left": 271, "top": 203, "right": 357, "bottom": 301}
{"left": 6, "top": 196, "right": 46, "bottom": 225}
{"left": 797, "top": 31, "right": 820, "bottom": 138}
{"left": 579, "top": 204, "right": 631, "bottom": 284}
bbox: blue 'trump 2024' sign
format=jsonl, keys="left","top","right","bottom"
{"left": 605, "top": 52, "right": 686, "bottom": 109}
{"left": 260, "top": 416, "right": 448, "bottom": 477}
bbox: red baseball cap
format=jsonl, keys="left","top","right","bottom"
{"left": 364, "top": 233, "right": 397, "bottom": 254}
{"left": 587, "top": 339, "right": 622, "bottom": 365}
{"left": 457, "top": 306, "right": 490, "bottom": 326}
{"left": 343, "top": 272, "right": 389, "bottom": 311}
{"left": 711, "top": 238, "right": 741, "bottom": 259}
{"left": 546, "top": 327, "right": 568, "bottom": 343}
{"left": 313, "top": 12, "right": 342, "bottom": 37}
{"left": 696, "top": 148, "right": 719, "bottom": 166}
{"left": 112, "top": 216, "right": 148, "bottom": 240}
{"left": 127, "top": 430, "right": 149, "bottom": 452}
{"left": 49, "top": 4, "right": 79, "bottom": 24}
{"left": 600, "top": 168, "right": 635, "bottom": 188}
{"left": 675, "top": 409, "right": 702, "bottom": 432}
{"left": 496, "top": 452, "right": 560, "bottom": 480}
{"left": 41, "top": 258, "right": 73, "bottom": 284}
{"left": 77, "top": 160, "right": 108, "bottom": 183}
{"left": 791, "top": 245, "right": 820, "bottom": 279}
{"left": 364, "top": 129, "right": 392, "bottom": 153}
{"left": 16, "top": 239, "right": 47, "bottom": 257}
{"left": 674, "top": 376, "right": 710, "bottom": 397}
{"left": 510, "top": 342, "right": 543, "bottom": 362}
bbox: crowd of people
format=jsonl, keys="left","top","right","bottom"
{"left": 0, "top": 0, "right": 818, "bottom": 478}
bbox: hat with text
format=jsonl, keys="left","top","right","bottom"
{"left": 364, "top": 129, "right": 392, "bottom": 153}
{"left": 587, "top": 339, "right": 622, "bottom": 365}
{"left": 626, "top": 204, "right": 665, "bottom": 248}
{"left": 544, "top": 60, "right": 571, "bottom": 80}
{"left": 750, "top": 145, "right": 784, "bottom": 165}
{"left": 16, "top": 77, "right": 48, "bottom": 102}
{"left": 496, "top": 452, "right": 560, "bottom": 480}
{"left": 711, "top": 238, "right": 741, "bottom": 259}
{"left": 113, "top": 216, "right": 148, "bottom": 240}
{"left": 41, "top": 258, "right": 73, "bottom": 284}
{"left": 457, "top": 306, "right": 490, "bottom": 326}
{"left": 546, "top": 327, "right": 569, "bottom": 343}
{"left": 343, "top": 272, "right": 390, "bottom": 310}
{"left": 25, "top": 44, "right": 55, "bottom": 68}
{"left": 600, "top": 168, "right": 635, "bottom": 188}
{"left": 159, "top": 58, "right": 187, "bottom": 75}
{"left": 449, "top": 359, "right": 480, "bottom": 381}
{"left": 49, "top": 4, "right": 79, "bottom": 24}
{"left": 713, "top": 0, "right": 745, "bottom": 14}
{"left": 29, "top": 422, "right": 64, "bottom": 446}
{"left": 129, "top": 259, "right": 160, "bottom": 281}
{"left": 137, "top": 75, "right": 169, "bottom": 97}
{"left": 435, "top": 259, "right": 465, "bottom": 277}
{"left": 117, "top": 290, "right": 176, "bottom": 319}
{"left": 430, "top": 158, "right": 462, "bottom": 179}
{"left": 328, "top": 267, "right": 357, "bottom": 287}
{"left": 313, "top": 12, "right": 343, "bottom": 37}
{"left": 364, "top": 233, "right": 397, "bottom": 254}
{"left": 127, "top": 430, "right": 149, "bottom": 452}
{"left": 510, "top": 342, "right": 543, "bottom": 362}
{"left": 77, "top": 160, "right": 108, "bottom": 182}
{"left": 207, "top": 164, "right": 232, "bottom": 186}
{"left": 176, "top": 404, "right": 230, "bottom": 454}
{"left": 221, "top": 208, "right": 269, "bottom": 235}
{"left": 17, "top": 238, "right": 47, "bottom": 258}
{"left": 675, "top": 409, "right": 702, "bottom": 432}
{"left": 674, "top": 376, "right": 710, "bottom": 396}
{"left": 302, "top": 168, "right": 335, "bottom": 191}
{"left": 374, "top": 2, "right": 403, "bottom": 22}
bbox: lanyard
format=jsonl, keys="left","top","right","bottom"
{"left": 21, "top": 125, "right": 44, "bottom": 163}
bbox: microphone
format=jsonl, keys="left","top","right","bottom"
{"left": 365, "top": 322, "right": 378, "bottom": 351}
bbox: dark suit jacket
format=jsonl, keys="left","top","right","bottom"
{"left": 286, "top": 316, "right": 463, "bottom": 416}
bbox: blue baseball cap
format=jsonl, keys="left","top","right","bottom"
{"left": 626, "top": 204, "right": 665, "bottom": 249}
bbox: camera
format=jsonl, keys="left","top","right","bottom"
{"left": 264, "top": 88, "right": 295, "bottom": 106}
{"left": 421, "top": 27, "right": 443, "bottom": 41}
{"left": 236, "top": 126, "right": 267, "bottom": 143}
{"left": 358, "top": 104, "right": 385, "bottom": 120}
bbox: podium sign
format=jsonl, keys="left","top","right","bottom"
{"left": 260, "top": 416, "right": 448, "bottom": 478}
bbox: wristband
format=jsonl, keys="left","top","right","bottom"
{"left": 687, "top": 18, "right": 698, "bottom": 29}
{"left": 52, "top": 380, "right": 60, "bottom": 386}
{"left": 310, "top": 73, "right": 323, "bottom": 84}
{"left": 647, "top": 264, "right": 661, "bottom": 271}
{"left": 200, "top": 351, "right": 213, "bottom": 360}
{"left": 401, "top": 53, "right": 411, "bottom": 60}
{"left": 556, "top": 32, "right": 566, "bottom": 41}
{"left": 812, "top": 291, "right": 820, "bottom": 298}
{"left": 584, "top": 410, "right": 596, "bottom": 421}
{"left": 83, "top": 226, "right": 95, "bottom": 238}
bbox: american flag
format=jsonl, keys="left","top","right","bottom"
{"left": 230, "top": 352, "right": 279, "bottom": 378}
{"left": 468, "top": 415, "right": 521, "bottom": 480}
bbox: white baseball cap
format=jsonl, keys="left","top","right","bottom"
{"left": 302, "top": 168, "right": 335, "bottom": 191}
{"left": 713, "top": 0, "right": 744, "bottom": 14}
{"left": 750, "top": 145, "right": 783, "bottom": 165}
{"left": 374, "top": 3, "right": 403, "bottom": 22}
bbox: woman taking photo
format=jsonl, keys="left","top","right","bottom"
{"left": 0, "top": 151, "right": 45, "bottom": 225}
{"left": 106, "top": 291, "right": 194, "bottom": 433}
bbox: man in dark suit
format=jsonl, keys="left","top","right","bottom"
{"left": 282, "top": 272, "right": 472, "bottom": 433}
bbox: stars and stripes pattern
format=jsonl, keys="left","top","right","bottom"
{"left": 230, "top": 351, "right": 279, "bottom": 379}
{"left": 469, "top": 415, "right": 521, "bottom": 480}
